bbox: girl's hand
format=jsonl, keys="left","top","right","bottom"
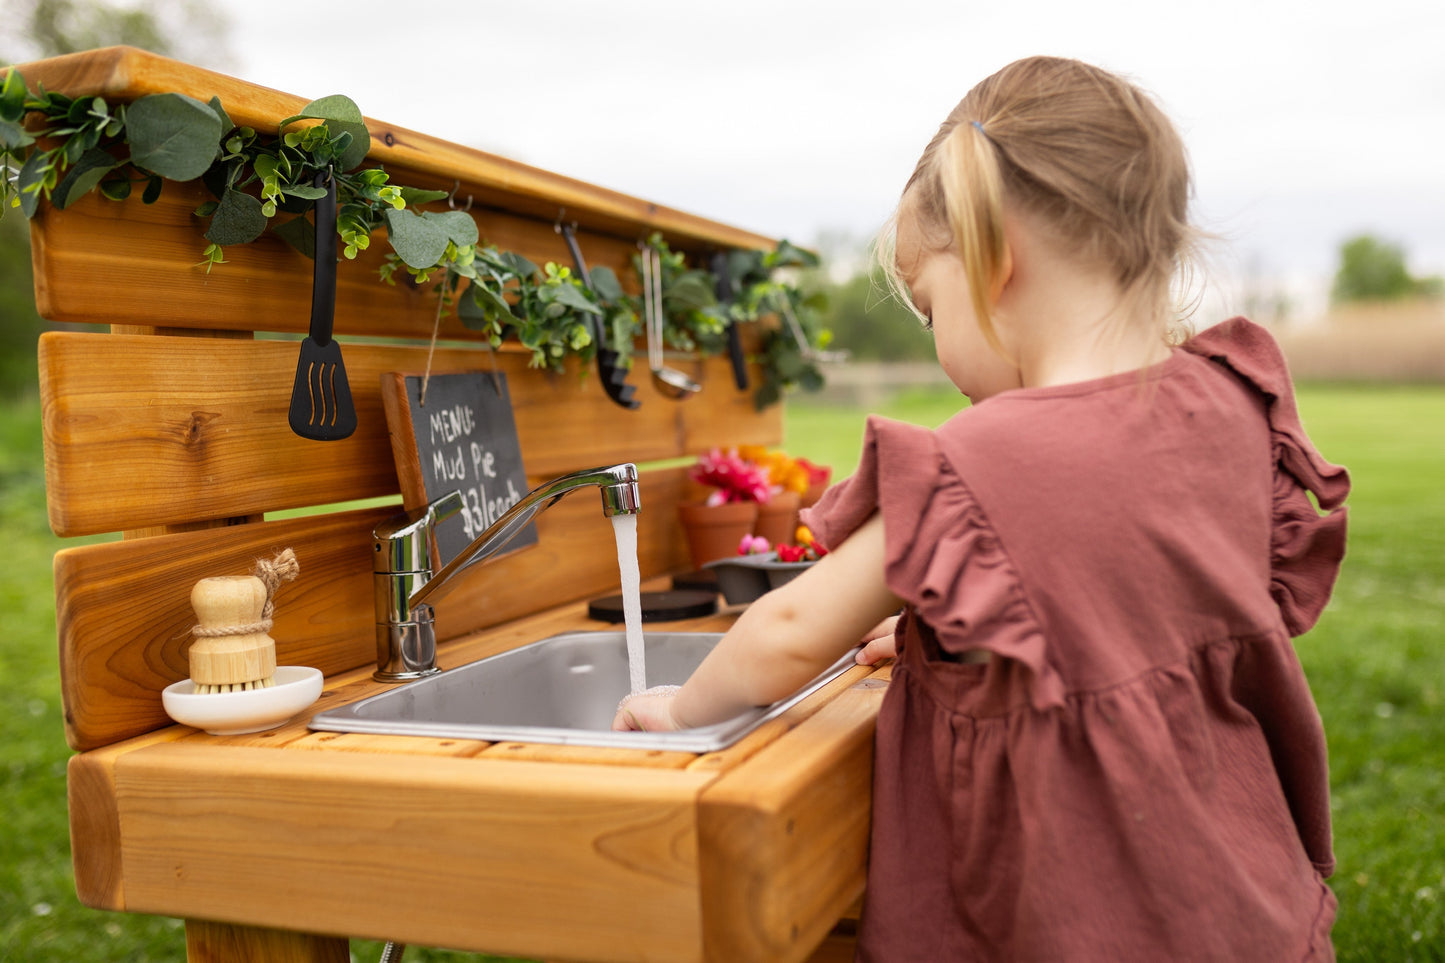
{"left": 612, "top": 685, "right": 684, "bottom": 732}
{"left": 856, "top": 614, "right": 901, "bottom": 666}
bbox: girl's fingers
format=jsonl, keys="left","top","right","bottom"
{"left": 856, "top": 630, "right": 899, "bottom": 666}
{"left": 611, "top": 693, "right": 682, "bottom": 731}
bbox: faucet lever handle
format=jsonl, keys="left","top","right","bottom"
{"left": 427, "top": 490, "right": 465, "bottom": 527}
{"left": 375, "top": 490, "right": 466, "bottom": 576}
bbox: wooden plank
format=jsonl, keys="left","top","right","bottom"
{"left": 687, "top": 663, "right": 874, "bottom": 777}
{"left": 67, "top": 727, "right": 192, "bottom": 911}
{"left": 114, "top": 744, "right": 713, "bottom": 962}
{"left": 475, "top": 741, "right": 696, "bottom": 769}
{"left": 29, "top": 185, "right": 684, "bottom": 337}
{"left": 40, "top": 331, "right": 778, "bottom": 537}
{"left": 696, "top": 668, "right": 889, "bottom": 963}
{"left": 802, "top": 921, "right": 860, "bottom": 963}
{"left": 285, "top": 731, "right": 489, "bottom": 757}
{"left": 56, "top": 506, "right": 386, "bottom": 752}
{"left": 55, "top": 481, "right": 705, "bottom": 752}
{"left": 184, "top": 920, "right": 348, "bottom": 963}
{"left": 7, "top": 46, "right": 776, "bottom": 257}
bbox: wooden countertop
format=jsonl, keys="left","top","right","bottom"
{"left": 70, "top": 587, "right": 889, "bottom": 963}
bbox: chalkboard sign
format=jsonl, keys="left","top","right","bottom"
{"left": 381, "top": 371, "right": 536, "bottom": 568}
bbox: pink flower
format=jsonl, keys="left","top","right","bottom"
{"left": 690, "top": 448, "right": 772, "bottom": 504}
{"left": 738, "top": 534, "right": 771, "bottom": 555}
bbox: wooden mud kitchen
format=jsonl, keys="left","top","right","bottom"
{"left": 14, "top": 47, "right": 886, "bottom": 962}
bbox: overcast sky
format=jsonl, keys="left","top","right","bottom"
{"left": 216, "top": 0, "right": 1443, "bottom": 316}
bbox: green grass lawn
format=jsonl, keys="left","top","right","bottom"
{"left": 3, "top": 385, "right": 1442, "bottom": 961}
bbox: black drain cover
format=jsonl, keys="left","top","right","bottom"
{"left": 587, "top": 590, "right": 719, "bottom": 623}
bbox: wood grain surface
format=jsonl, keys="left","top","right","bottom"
{"left": 114, "top": 745, "right": 713, "bottom": 962}
{"left": 40, "top": 332, "right": 776, "bottom": 537}
{"left": 697, "top": 668, "right": 889, "bottom": 962}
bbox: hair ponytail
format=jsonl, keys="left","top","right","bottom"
{"left": 883, "top": 56, "right": 1199, "bottom": 347}
{"left": 940, "top": 121, "right": 1009, "bottom": 355}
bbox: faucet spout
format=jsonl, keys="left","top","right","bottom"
{"left": 413, "top": 463, "right": 640, "bottom": 609}
{"left": 371, "top": 464, "right": 640, "bottom": 682}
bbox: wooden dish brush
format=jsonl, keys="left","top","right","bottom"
{"left": 188, "top": 549, "right": 299, "bottom": 694}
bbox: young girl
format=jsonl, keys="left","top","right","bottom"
{"left": 616, "top": 56, "right": 1347, "bottom": 961}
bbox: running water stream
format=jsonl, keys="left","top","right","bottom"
{"left": 612, "top": 513, "right": 646, "bottom": 694}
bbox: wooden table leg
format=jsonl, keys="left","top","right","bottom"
{"left": 184, "top": 919, "right": 349, "bottom": 963}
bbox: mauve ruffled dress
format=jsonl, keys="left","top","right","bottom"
{"left": 801, "top": 318, "right": 1348, "bottom": 962}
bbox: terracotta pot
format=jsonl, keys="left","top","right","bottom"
{"left": 754, "top": 490, "right": 801, "bottom": 548}
{"left": 800, "top": 468, "right": 833, "bottom": 508}
{"left": 677, "top": 500, "right": 760, "bottom": 569}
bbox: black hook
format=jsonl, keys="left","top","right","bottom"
{"left": 447, "top": 180, "right": 473, "bottom": 212}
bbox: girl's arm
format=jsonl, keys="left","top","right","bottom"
{"left": 614, "top": 512, "right": 903, "bottom": 731}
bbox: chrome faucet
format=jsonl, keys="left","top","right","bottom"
{"left": 371, "top": 463, "right": 641, "bottom": 682}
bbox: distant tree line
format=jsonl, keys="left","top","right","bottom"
{"left": 807, "top": 266, "right": 936, "bottom": 363}
{"left": 1331, "top": 234, "right": 1443, "bottom": 305}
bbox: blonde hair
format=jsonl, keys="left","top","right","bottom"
{"left": 882, "top": 56, "right": 1200, "bottom": 351}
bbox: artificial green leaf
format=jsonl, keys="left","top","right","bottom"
{"left": 666, "top": 272, "right": 717, "bottom": 311}
{"left": 397, "top": 186, "right": 448, "bottom": 206}
{"left": 125, "top": 92, "right": 222, "bottom": 180}
{"left": 206, "top": 95, "right": 232, "bottom": 133}
{"left": 383, "top": 207, "right": 450, "bottom": 269}
{"left": 99, "top": 176, "right": 132, "bottom": 201}
{"left": 769, "top": 239, "right": 819, "bottom": 269}
{"left": 141, "top": 174, "right": 163, "bottom": 204}
{"left": 421, "top": 209, "right": 477, "bottom": 247}
{"left": 772, "top": 348, "right": 807, "bottom": 380}
{"left": 16, "top": 150, "right": 45, "bottom": 217}
{"left": 455, "top": 287, "right": 488, "bottom": 327}
{"left": 204, "top": 188, "right": 267, "bottom": 246}
{"left": 0, "top": 69, "right": 27, "bottom": 123}
{"left": 477, "top": 283, "right": 516, "bottom": 319}
{"left": 279, "top": 182, "right": 328, "bottom": 200}
{"left": 589, "top": 265, "right": 622, "bottom": 301}
{"left": 0, "top": 119, "right": 34, "bottom": 150}
{"left": 52, "top": 148, "right": 118, "bottom": 209}
{"left": 271, "top": 214, "right": 315, "bottom": 258}
{"left": 194, "top": 200, "right": 219, "bottom": 216}
{"left": 280, "top": 94, "right": 370, "bottom": 172}
{"left": 499, "top": 251, "right": 539, "bottom": 279}
{"left": 548, "top": 282, "right": 603, "bottom": 316}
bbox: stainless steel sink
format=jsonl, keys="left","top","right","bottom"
{"left": 309, "top": 631, "right": 859, "bottom": 753}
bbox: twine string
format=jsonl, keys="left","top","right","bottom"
{"left": 190, "top": 549, "right": 300, "bottom": 638}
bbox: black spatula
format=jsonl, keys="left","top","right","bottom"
{"left": 288, "top": 171, "right": 357, "bottom": 440}
{"left": 559, "top": 222, "right": 639, "bottom": 411}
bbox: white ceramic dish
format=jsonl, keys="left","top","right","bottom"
{"left": 162, "top": 665, "right": 323, "bottom": 735}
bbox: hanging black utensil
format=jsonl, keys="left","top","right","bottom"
{"left": 288, "top": 171, "right": 357, "bottom": 440}
{"left": 712, "top": 252, "right": 749, "bottom": 390}
{"left": 559, "top": 222, "right": 639, "bottom": 410}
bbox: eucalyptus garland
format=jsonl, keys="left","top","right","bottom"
{"left": 0, "top": 67, "right": 830, "bottom": 408}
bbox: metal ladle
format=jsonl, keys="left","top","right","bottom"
{"left": 642, "top": 246, "right": 701, "bottom": 399}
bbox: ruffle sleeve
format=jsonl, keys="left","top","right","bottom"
{"left": 1185, "top": 318, "right": 1351, "bottom": 635}
{"left": 801, "top": 416, "right": 1065, "bottom": 709}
